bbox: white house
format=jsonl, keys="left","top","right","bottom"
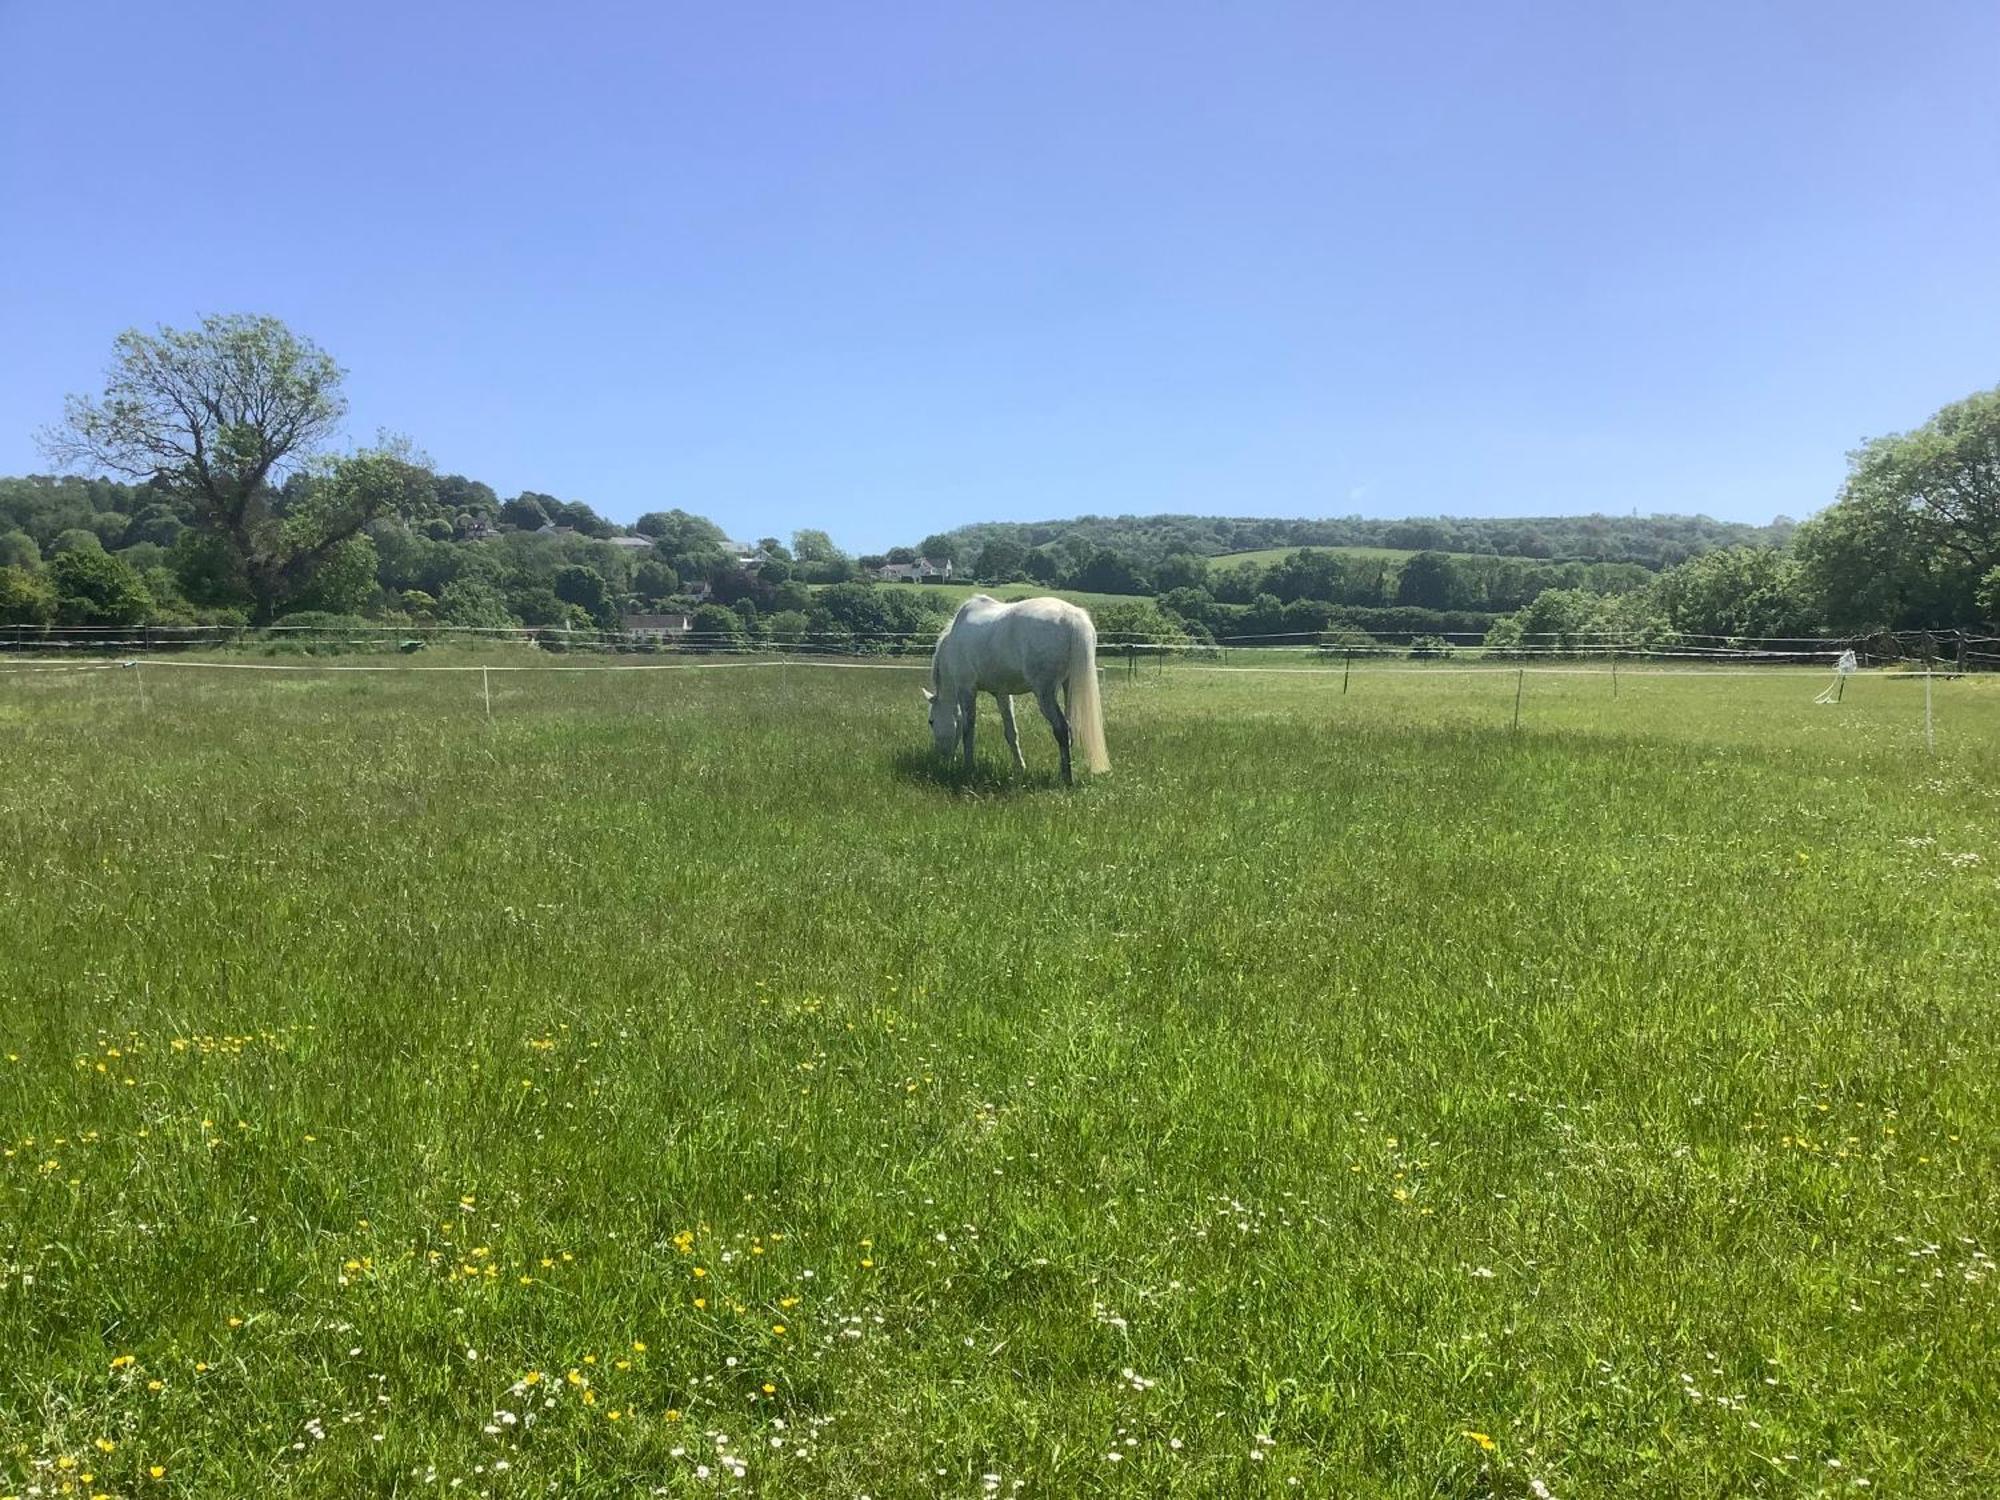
{"left": 876, "top": 558, "right": 954, "bottom": 583}
{"left": 621, "top": 612, "right": 693, "bottom": 639}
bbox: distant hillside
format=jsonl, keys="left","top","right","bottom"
{"left": 928, "top": 512, "right": 1796, "bottom": 571}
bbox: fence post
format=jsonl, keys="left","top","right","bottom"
{"left": 482, "top": 666, "right": 492, "bottom": 719}
{"left": 1924, "top": 670, "right": 1934, "bottom": 754}
{"left": 1343, "top": 648, "right": 1352, "bottom": 695}
{"left": 1611, "top": 655, "right": 1618, "bottom": 698}
{"left": 1512, "top": 667, "right": 1524, "bottom": 731}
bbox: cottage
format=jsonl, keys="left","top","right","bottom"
{"left": 607, "top": 535, "right": 657, "bottom": 553}
{"left": 876, "top": 558, "right": 954, "bottom": 583}
{"left": 621, "top": 612, "right": 693, "bottom": 639}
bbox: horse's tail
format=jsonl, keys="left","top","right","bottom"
{"left": 1066, "top": 609, "right": 1110, "bottom": 774}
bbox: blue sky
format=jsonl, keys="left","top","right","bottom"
{"left": 3, "top": 0, "right": 1995, "bottom": 550}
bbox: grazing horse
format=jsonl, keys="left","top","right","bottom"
{"left": 924, "top": 595, "right": 1110, "bottom": 783}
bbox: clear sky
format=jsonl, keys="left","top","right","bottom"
{"left": 3, "top": 1, "right": 1995, "bottom": 550}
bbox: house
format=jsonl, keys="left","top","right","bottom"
{"left": 607, "top": 535, "right": 657, "bottom": 553}
{"left": 621, "top": 612, "right": 693, "bottom": 639}
{"left": 876, "top": 558, "right": 954, "bottom": 583}
{"left": 684, "top": 580, "right": 714, "bottom": 602}
{"left": 534, "top": 522, "right": 578, "bottom": 537}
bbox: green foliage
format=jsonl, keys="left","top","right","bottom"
{"left": 792, "top": 528, "right": 842, "bottom": 564}
{"left": 0, "top": 565, "right": 57, "bottom": 625}
{"left": 1394, "top": 551, "right": 1457, "bottom": 609}
{"left": 1406, "top": 633, "right": 1454, "bottom": 659}
{"left": 1066, "top": 548, "right": 1148, "bottom": 596}
{"left": 499, "top": 494, "right": 550, "bottom": 531}
{"left": 922, "top": 509, "right": 1794, "bottom": 571}
{"left": 0, "top": 531, "right": 40, "bottom": 570}
{"left": 971, "top": 538, "right": 1028, "bottom": 581}
{"left": 1653, "top": 547, "right": 1812, "bottom": 639}
{"left": 634, "top": 559, "right": 682, "bottom": 603}
{"left": 690, "top": 601, "right": 747, "bottom": 647}
{"left": 284, "top": 535, "right": 381, "bottom": 617}
{"left": 48, "top": 546, "right": 154, "bottom": 625}
{"left": 52, "top": 527, "right": 103, "bottom": 555}
{"left": 553, "top": 564, "right": 616, "bottom": 628}
{"left": 437, "top": 580, "right": 517, "bottom": 629}
{"left": 1089, "top": 598, "right": 1191, "bottom": 647}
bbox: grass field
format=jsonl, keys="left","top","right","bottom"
{"left": 818, "top": 581, "right": 1152, "bottom": 613}
{"left": 1208, "top": 545, "right": 1420, "bottom": 569}
{"left": 2, "top": 656, "right": 1996, "bottom": 1497}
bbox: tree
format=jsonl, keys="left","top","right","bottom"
{"left": 49, "top": 548, "right": 153, "bottom": 625}
{"left": 1265, "top": 548, "right": 1345, "bottom": 604}
{"left": 1978, "top": 566, "right": 2000, "bottom": 624}
{"left": 52, "top": 528, "right": 103, "bottom": 555}
{"left": 0, "top": 531, "right": 38, "bottom": 570}
{"left": 1792, "top": 387, "right": 2000, "bottom": 631}
{"left": 1653, "top": 547, "right": 1811, "bottom": 639}
{"left": 1153, "top": 551, "right": 1209, "bottom": 592}
{"left": 553, "top": 564, "right": 616, "bottom": 627}
{"left": 917, "top": 533, "right": 960, "bottom": 565}
{"left": 635, "top": 559, "right": 682, "bottom": 602}
{"left": 43, "top": 315, "right": 354, "bottom": 623}
{"left": 690, "top": 602, "right": 746, "bottom": 649}
{"left": 499, "top": 494, "right": 551, "bottom": 531}
{"left": 638, "top": 508, "right": 730, "bottom": 552}
{"left": 0, "top": 566, "right": 57, "bottom": 625}
{"left": 792, "top": 529, "right": 844, "bottom": 564}
{"left": 437, "top": 579, "right": 516, "bottom": 628}
{"left": 283, "top": 535, "right": 380, "bottom": 617}
{"left": 1067, "top": 548, "right": 1148, "bottom": 595}
{"left": 1792, "top": 484, "right": 1958, "bottom": 632}
{"left": 973, "top": 539, "right": 1028, "bottom": 581}
{"left": 1394, "top": 551, "right": 1457, "bottom": 610}
{"left": 1846, "top": 386, "right": 2000, "bottom": 579}
{"left": 1513, "top": 588, "right": 1611, "bottom": 653}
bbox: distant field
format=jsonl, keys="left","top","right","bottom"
{"left": 821, "top": 580, "right": 1152, "bottom": 611}
{"left": 2, "top": 657, "right": 1996, "bottom": 1497}
{"left": 1209, "top": 544, "right": 1421, "bottom": 568}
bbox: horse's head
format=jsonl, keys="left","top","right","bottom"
{"left": 921, "top": 687, "right": 956, "bottom": 754}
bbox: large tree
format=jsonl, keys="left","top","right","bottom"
{"left": 40, "top": 315, "right": 391, "bottom": 622}
{"left": 1849, "top": 386, "right": 2000, "bottom": 579}
{"left": 1793, "top": 386, "right": 2000, "bottom": 631}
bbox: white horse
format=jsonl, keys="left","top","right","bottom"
{"left": 924, "top": 595, "right": 1110, "bottom": 783}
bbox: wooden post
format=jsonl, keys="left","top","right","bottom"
{"left": 1342, "top": 649, "right": 1352, "bottom": 695}
{"left": 1924, "top": 670, "right": 1934, "bottom": 754}
{"left": 482, "top": 666, "right": 492, "bottom": 719}
{"left": 1512, "top": 667, "right": 1524, "bottom": 731}
{"left": 1611, "top": 655, "right": 1618, "bottom": 698}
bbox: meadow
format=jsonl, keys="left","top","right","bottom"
{"left": 1206, "top": 545, "right": 1421, "bottom": 569}
{"left": 1, "top": 654, "right": 1995, "bottom": 1498}
{"left": 815, "top": 581, "right": 1157, "bottom": 614}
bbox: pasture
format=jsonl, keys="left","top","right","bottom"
{"left": 820, "top": 581, "right": 1155, "bottom": 613}
{"left": 1, "top": 656, "right": 1996, "bottom": 1498}
{"left": 1206, "top": 544, "right": 1422, "bottom": 569}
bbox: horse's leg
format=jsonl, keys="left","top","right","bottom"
{"left": 1035, "top": 684, "right": 1072, "bottom": 785}
{"left": 959, "top": 692, "right": 977, "bottom": 772}
{"left": 998, "top": 693, "right": 1025, "bottom": 771}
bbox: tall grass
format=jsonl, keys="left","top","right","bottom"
{"left": 1, "top": 658, "right": 1995, "bottom": 1497}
